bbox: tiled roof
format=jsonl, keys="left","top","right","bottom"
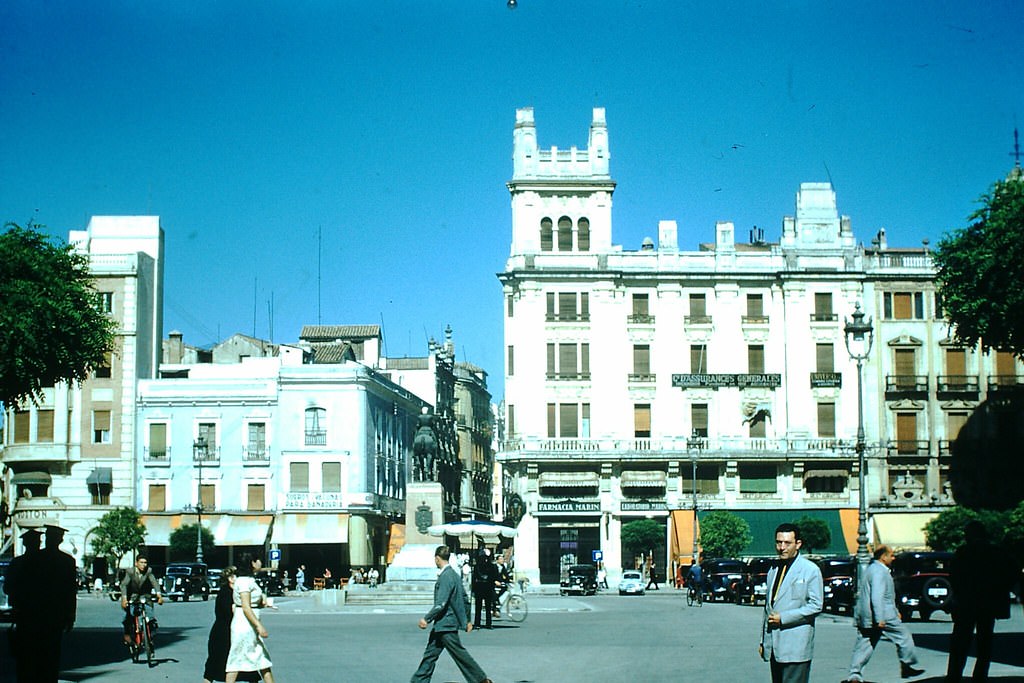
{"left": 300, "top": 325, "right": 381, "bottom": 341}
{"left": 386, "top": 357, "right": 429, "bottom": 370}
{"left": 309, "top": 342, "right": 354, "bottom": 364}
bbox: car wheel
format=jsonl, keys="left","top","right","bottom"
{"left": 170, "top": 596, "right": 178, "bottom": 602}
{"left": 203, "top": 593, "right": 209, "bottom": 601}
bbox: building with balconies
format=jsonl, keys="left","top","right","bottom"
{"left": 2, "top": 216, "right": 163, "bottom": 572}
{"left": 497, "top": 108, "right": 1021, "bottom": 587}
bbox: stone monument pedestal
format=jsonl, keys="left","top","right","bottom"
{"left": 387, "top": 481, "right": 444, "bottom": 583}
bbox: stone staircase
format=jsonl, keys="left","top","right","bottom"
{"left": 343, "top": 581, "right": 435, "bottom": 605}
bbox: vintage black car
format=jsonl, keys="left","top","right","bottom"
{"left": 255, "top": 570, "right": 286, "bottom": 597}
{"left": 701, "top": 559, "right": 747, "bottom": 603}
{"left": 162, "top": 562, "right": 210, "bottom": 602}
{"left": 892, "top": 551, "right": 953, "bottom": 621}
{"left": 560, "top": 564, "right": 598, "bottom": 596}
{"left": 818, "top": 556, "right": 857, "bottom": 614}
{"left": 735, "top": 557, "right": 775, "bottom": 606}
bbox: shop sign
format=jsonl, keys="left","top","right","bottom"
{"left": 284, "top": 492, "right": 344, "bottom": 509}
{"left": 810, "top": 372, "right": 843, "bottom": 388}
{"left": 672, "top": 373, "right": 782, "bottom": 389}
{"left": 537, "top": 500, "right": 601, "bottom": 513}
{"left": 620, "top": 500, "right": 667, "bottom": 512}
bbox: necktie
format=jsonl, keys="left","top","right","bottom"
{"left": 770, "top": 562, "right": 788, "bottom": 604}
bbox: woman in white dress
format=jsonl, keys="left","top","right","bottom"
{"left": 225, "top": 554, "right": 275, "bottom": 683}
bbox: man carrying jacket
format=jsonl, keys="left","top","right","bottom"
{"left": 411, "top": 545, "right": 493, "bottom": 683}
{"left": 843, "top": 545, "right": 924, "bottom": 682}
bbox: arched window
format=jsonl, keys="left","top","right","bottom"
{"left": 557, "top": 216, "right": 572, "bottom": 251}
{"left": 304, "top": 407, "right": 326, "bottom": 445}
{"left": 577, "top": 217, "right": 590, "bottom": 251}
{"left": 540, "top": 218, "right": 553, "bottom": 251}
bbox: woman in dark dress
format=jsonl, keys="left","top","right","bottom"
{"left": 203, "top": 566, "right": 258, "bottom": 683}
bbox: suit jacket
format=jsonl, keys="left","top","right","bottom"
{"left": 423, "top": 565, "right": 470, "bottom": 633}
{"left": 854, "top": 559, "right": 899, "bottom": 628}
{"left": 761, "top": 555, "right": 823, "bottom": 663}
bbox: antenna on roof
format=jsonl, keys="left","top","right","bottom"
{"left": 1011, "top": 126, "right": 1022, "bottom": 168}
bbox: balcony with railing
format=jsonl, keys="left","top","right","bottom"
{"left": 937, "top": 374, "right": 980, "bottom": 395}
{"left": 684, "top": 315, "right": 713, "bottom": 325}
{"left": 545, "top": 313, "right": 590, "bottom": 323}
{"left": 243, "top": 447, "right": 270, "bottom": 464}
{"left": 546, "top": 372, "right": 592, "bottom": 381}
{"left": 1, "top": 442, "right": 78, "bottom": 465}
{"left": 809, "top": 313, "right": 839, "bottom": 322}
{"left": 143, "top": 445, "right": 171, "bottom": 465}
{"left": 988, "top": 375, "right": 1024, "bottom": 391}
{"left": 192, "top": 445, "right": 221, "bottom": 464}
{"left": 938, "top": 440, "right": 954, "bottom": 459}
{"left": 885, "top": 375, "right": 929, "bottom": 396}
{"left": 628, "top": 373, "right": 656, "bottom": 383}
{"left": 741, "top": 315, "right": 770, "bottom": 325}
{"left": 626, "top": 314, "right": 655, "bottom": 324}
{"left": 304, "top": 430, "right": 327, "bottom": 446}
{"left": 886, "top": 440, "right": 930, "bottom": 463}
{"left": 500, "top": 436, "right": 854, "bottom": 460}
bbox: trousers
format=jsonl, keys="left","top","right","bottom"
{"left": 410, "top": 629, "right": 487, "bottom": 683}
{"left": 946, "top": 614, "right": 996, "bottom": 682}
{"left": 846, "top": 622, "right": 919, "bottom": 680}
{"left": 770, "top": 657, "right": 811, "bottom": 683}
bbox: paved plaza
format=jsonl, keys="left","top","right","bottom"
{"left": 2, "top": 588, "right": 1022, "bottom": 682}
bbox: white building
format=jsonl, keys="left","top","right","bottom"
{"left": 3, "top": 217, "right": 163, "bottom": 572}
{"left": 498, "top": 108, "right": 1020, "bottom": 586}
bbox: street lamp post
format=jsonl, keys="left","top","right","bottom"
{"left": 843, "top": 303, "right": 874, "bottom": 579}
{"left": 687, "top": 430, "right": 705, "bottom": 565}
{"left": 192, "top": 437, "right": 207, "bottom": 564}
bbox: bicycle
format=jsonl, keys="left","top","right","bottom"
{"left": 494, "top": 578, "right": 528, "bottom": 623}
{"left": 126, "top": 595, "right": 157, "bottom": 667}
{"left": 686, "top": 580, "right": 703, "bottom": 607}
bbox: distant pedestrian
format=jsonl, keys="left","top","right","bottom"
{"left": 946, "top": 521, "right": 1017, "bottom": 682}
{"left": 368, "top": 567, "right": 380, "bottom": 588}
{"left": 759, "top": 523, "right": 823, "bottom": 683}
{"left": 411, "top": 545, "right": 493, "bottom": 683}
{"left": 296, "top": 564, "right": 308, "bottom": 592}
{"left": 472, "top": 550, "right": 496, "bottom": 629}
{"left": 841, "top": 545, "right": 923, "bottom": 682}
{"left": 597, "top": 566, "right": 608, "bottom": 590}
{"left": 646, "top": 560, "right": 660, "bottom": 590}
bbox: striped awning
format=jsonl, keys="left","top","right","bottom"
{"left": 620, "top": 470, "right": 667, "bottom": 488}
{"left": 804, "top": 469, "right": 849, "bottom": 479}
{"left": 11, "top": 471, "right": 52, "bottom": 485}
{"left": 271, "top": 513, "right": 350, "bottom": 545}
{"left": 141, "top": 514, "right": 273, "bottom": 547}
{"left": 538, "top": 471, "right": 600, "bottom": 488}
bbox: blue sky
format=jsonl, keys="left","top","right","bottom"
{"left": 2, "top": 1, "right": 1022, "bottom": 401}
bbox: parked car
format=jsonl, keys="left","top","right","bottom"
{"left": 701, "top": 559, "right": 747, "bottom": 603}
{"left": 618, "top": 569, "right": 645, "bottom": 595}
{"left": 736, "top": 557, "right": 774, "bottom": 606}
{"left": 207, "top": 568, "right": 224, "bottom": 594}
{"left": 560, "top": 564, "right": 597, "bottom": 596}
{"left": 818, "top": 556, "right": 857, "bottom": 614}
{"left": 255, "top": 570, "right": 285, "bottom": 597}
{"left": 162, "top": 562, "right": 210, "bottom": 602}
{"left": 892, "top": 551, "right": 953, "bottom": 621}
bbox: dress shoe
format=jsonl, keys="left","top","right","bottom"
{"left": 901, "top": 663, "right": 925, "bottom": 678}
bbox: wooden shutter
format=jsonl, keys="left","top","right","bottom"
{"left": 547, "top": 404, "right": 556, "bottom": 438}
{"left": 746, "top": 294, "right": 763, "bottom": 318}
{"left": 995, "top": 351, "right": 1016, "bottom": 376}
{"left": 947, "top": 412, "right": 968, "bottom": 440}
{"left": 290, "top": 462, "right": 310, "bottom": 492}
{"left": 14, "top": 411, "right": 30, "bottom": 443}
{"left": 200, "top": 484, "right": 216, "bottom": 510}
{"left": 559, "top": 343, "right": 578, "bottom": 377}
{"left": 633, "top": 345, "right": 651, "bottom": 374}
{"left": 247, "top": 484, "right": 265, "bottom": 511}
{"left": 559, "top": 403, "right": 578, "bottom": 438}
{"left": 149, "top": 423, "right": 167, "bottom": 456}
{"left": 546, "top": 343, "right": 556, "bottom": 377}
{"left": 689, "top": 293, "right": 706, "bottom": 318}
{"left": 322, "top": 462, "right": 341, "bottom": 492}
{"left": 690, "top": 345, "right": 707, "bottom": 373}
{"left": 558, "top": 293, "right": 577, "bottom": 319}
{"left": 816, "top": 343, "right": 834, "bottom": 373}
{"left": 945, "top": 349, "right": 966, "bottom": 375}
{"left": 896, "top": 413, "right": 917, "bottom": 452}
{"left": 148, "top": 484, "right": 166, "bottom": 512}
{"left": 894, "top": 293, "right": 912, "bottom": 319}
{"left": 814, "top": 292, "right": 832, "bottom": 317}
{"left": 632, "top": 293, "right": 649, "bottom": 316}
{"left": 895, "top": 349, "right": 917, "bottom": 380}
{"left": 817, "top": 403, "right": 836, "bottom": 438}
{"left": 748, "top": 345, "right": 765, "bottom": 374}
{"left": 36, "top": 410, "right": 54, "bottom": 442}
{"left": 634, "top": 404, "right": 651, "bottom": 437}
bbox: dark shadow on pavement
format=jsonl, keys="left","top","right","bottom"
{"left": 914, "top": 630, "right": 1024, "bottom": 669}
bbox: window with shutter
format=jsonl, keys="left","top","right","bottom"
{"left": 748, "top": 345, "right": 765, "bottom": 374}
{"left": 507, "top": 345, "right": 514, "bottom": 376}
{"left": 946, "top": 412, "right": 968, "bottom": 440}
{"left": 323, "top": 462, "right": 341, "bottom": 492}
{"left": 247, "top": 484, "right": 266, "bottom": 511}
{"left": 200, "top": 484, "right": 216, "bottom": 510}
{"left": 507, "top": 404, "right": 516, "bottom": 438}
{"left": 945, "top": 349, "right": 966, "bottom": 375}
{"left": 577, "top": 218, "right": 590, "bottom": 251}
{"left": 37, "top": 410, "right": 54, "bottom": 443}
{"left": 149, "top": 423, "right": 167, "bottom": 459}
{"left": 540, "top": 218, "right": 553, "bottom": 251}
{"left": 894, "top": 349, "right": 917, "bottom": 386}
{"left": 814, "top": 292, "right": 833, "bottom": 318}
{"left": 746, "top": 294, "right": 764, "bottom": 318}
{"left": 739, "top": 464, "right": 777, "bottom": 493}
{"left": 558, "top": 293, "right": 577, "bottom": 320}
{"left": 14, "top": 411, "right": 30, "bottom": 443}
{"left": 557, "top": 216, "right": 573, "bottom": 251}
{"left": 817, "top": 403, "right": 836, "bottom": 438}
{"left": 546, "top": 343, "right": 556, "bottom": 378}
{"left": 894, "top": 292, "right": 912, "bottom": 319}
{"left": 634, "top": 404, "right": 651, "bottom": 438}
{"left": 581, "top": 403, "right": 591, "bottom": 438}
{"left": 689, "top": 293, "right": 707, "bottom": 318}
{"left": 148, "top": 484, "right": 166, "bottom": 512}
{"left": 93, "top": 410, "right": 112, "bottom": 444}
{"left": 546, "top": 292, "right": 555, "bottom": 319}
{"left": 290, "top": 462, "right": 310, "bottom": 492}
{"left": 581, "top": 344, "right": 590, "bottom": 377}
{"left": 547, "top": 404, "right": 556, "bottom": 438}
{"left": 816, "top": 343, "right": 834, "bottom": 373}
{"left": 690, "top": 345, "right": 707, "bottom": 373}
{"left": 632, "top": 293, "right": 649, "bottom": 316}
{"left": 633, "top": 345, "right": 651, "bottom": 375}
{"left": 580, "top": 293, "right": 589, "bottom": 320}
{"left": 896, "top": 413, "right": 917, "bottom": 452}
{"left": 559, "top": 343, "right": 578, "bottom": 378}
{"left": 691, "top": 404, "right": 708, "bottom": 437}
{"left": 559, "top": 404, "right": 578, "bottom": 438}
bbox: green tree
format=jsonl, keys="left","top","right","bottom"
{"left": 795, "top": 515, "right": 832, "bottom": 555}
{"left": 934, "top": 172, "right": 1024, "bottom": 355}
{"left": 169, "top": 524, "right": 215, "bottom": 562}
{"left": 620, "top": 519, "right": 664, "bottom": 564}
{"left": 0, "top": 222, "right": 116, "bottom": 406}
{"left": 698, "top": 511, "right": 752, "bottom": 559}
{"left": 91, "top": 507, "right": 147, "bottom": 569}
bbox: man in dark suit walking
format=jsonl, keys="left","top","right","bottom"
{"left": 412, "top": 545, "right": 493, "bottom": 683}
{"left": 472, "top": 550, "right": 497, "bottom": 629}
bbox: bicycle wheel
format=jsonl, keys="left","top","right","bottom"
{"left": 142, "top": 618, "right": 155, "bottom": 667}
{"left": 686, "top": 590, "right": 694, "bottom": 607}
{"left": 507, "top": 594, "right": 528, "bottom": 623}
{"left": 130, "top": 620, "right": 141, "bottom": 663}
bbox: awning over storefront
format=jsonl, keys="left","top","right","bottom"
{"left": 141, "top": 514, "right": 184, "bottom": 546}
{"left": 669, "top": 509, "right": 700, "bottom": 561}
{"left": 271, "top": 513, "right": 350, "bottom": 545}
{"left": 11, "top": 471, "right": 52, "bottom": 485}
{"left": 872, "top": 512, "right": 936, "bottom": 551}
{"left": 620, "top": 471, "right": 667, "bottom": 488}
{"left": 387, "top": 523, "right": 405, "bottom": 564}
{"left": 804, "top": 469, "right": 849, "bottom": 479}
{"left": 538, "top": 472, "right": 600, "bottom": 488}
{"left": 730, "top": 509, "right": 851, "bottom": 557}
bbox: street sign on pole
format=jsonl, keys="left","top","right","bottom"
{"left": 269, "top": 548, "right": 281, "bottom": 562}
{"left": 592, "top": 549, "right": 603, "bottom": 562}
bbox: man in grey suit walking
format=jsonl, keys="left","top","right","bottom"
{"left": 843, "top": 545, "right": 924, "bottom": 682}
{"left": 412, "top": 545, "right": 493, "bottom": 683}
{"left": 759, "top": 523, "right": 823, "bottom": 683}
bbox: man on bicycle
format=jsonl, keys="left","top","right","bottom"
{"left": 686, "top": 561, "right": 704, "bottom": 597}
{"left": 120, "top": 555, "right": 163, "bottom": 644}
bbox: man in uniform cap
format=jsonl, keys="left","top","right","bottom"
{"left": 38, "top": 524, "right": 78, "bottom": 681}
{"left": 6, "top": 528, "right": 47, "bottom": 681}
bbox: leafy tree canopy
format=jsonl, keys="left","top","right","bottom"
{"left": 934, "top": 174, "right": 1024, "bottom": 356}
{"left": 924, "top": 505, "right": 1010, "bottom": 552}
{"left": 698, "top": 511, "right": 752, "bottom": 559}
{"left": 169, "top": 523, "right": 215, "bottom": 562}
{"left": 0, "top": 222, "right": 115, "bottom": 406}
{"left": 620, "top": 519, "right": 664, "bottom": 561}
{"left": 794, "top": 515, "right": 832, "bottom": 555}
{"left": 91, "top": 507, "right": 147, "bottom": 566}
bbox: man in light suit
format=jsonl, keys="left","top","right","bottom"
{"left": 843, "top": 545, "right": 924, "bottom": 682}
{"left": 760, "top": 523, "right": 823, "bottom": 683}
{"left": 412, "top": 545, "right": 493, "bottom": 683}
